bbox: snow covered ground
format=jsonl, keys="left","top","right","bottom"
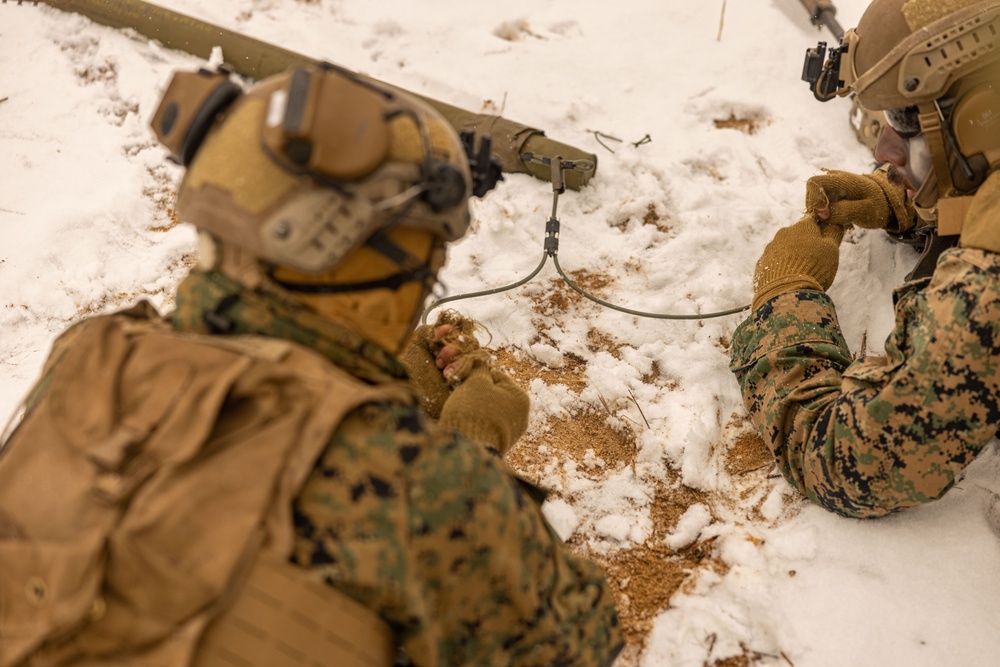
{"left": 4, "top": 1, "right": 1000, "bottom": 665}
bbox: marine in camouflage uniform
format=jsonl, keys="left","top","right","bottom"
{"left": 730, "top": 0, "right": 1000, "bottom": 518}
{"left": 165, "top": 65, "right": 623, "bottom": 665}
{"left": 0, "top": 64, "right": 621, "bottom": 665}
{"left": 731, "top": 241, "right": 1000, "bottom": 517}
{"left": 169, "top": 269, "right": 622, "bottom": 666}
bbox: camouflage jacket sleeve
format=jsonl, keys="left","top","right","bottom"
{"left": 729, "top": 247, "right": 1000, "bottom": 518}
{"left": 291, "top": 401, "right": 623, "bottom": 666}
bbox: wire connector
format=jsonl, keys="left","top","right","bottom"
{"left": 545, "top": 218, "right": 560, "bottom": 257}
{"left": 520, "top": 153, "right": 596, "bottom": 195}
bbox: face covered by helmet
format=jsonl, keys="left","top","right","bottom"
{"left": 151, "top": 64, "right": 495, "bottom": 353}
{"left": 808, "top": 0, "right": 1000, "bottom": 228}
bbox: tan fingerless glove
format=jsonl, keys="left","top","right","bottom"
{"left": 805, "top": 166, "right": 915, "bottom": 233}
{"left": 439, "top": 350, "right": 530, "bottom": 456}
{"left": 399, "top": 324, "right": 452, "bottom": 419}
{"left": 752, "top": 215, "right": 846, "bottom": 311}
{"left": 960, "top": 171, "right": 1000, "bottom": 254}
{"left": 399, "top": 312, "right": 481, "bottom": 419}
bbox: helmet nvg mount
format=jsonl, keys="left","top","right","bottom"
{"left": 151, "top": 63, "right": 501, "bottom": 278}
{"left": 802, "top": 0, "right": 1000, "bottom": 108}
{"left": 802, "top": 0, "right": 1000, "bottom": 227}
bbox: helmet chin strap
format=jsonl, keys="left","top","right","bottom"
{"left": 913, "top": 99, "right": 990, "bottom": 231}
{"left": 912, "top": 166, "right": 940, "bottom": 224}
{"left": 918, "top": 100, "right": 986, "bottom": 196}
{"left": 917, "top": 104, "right": 958, "bottom": 199}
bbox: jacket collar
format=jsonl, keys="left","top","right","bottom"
{"left": 171, "top": 270, "right": 408, "bottom": 386}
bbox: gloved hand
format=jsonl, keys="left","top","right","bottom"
{"left": 399, "top": 311, "right": 481, "bottom": 419}
{"left": 438, "top": 350, "right": 530, "bottom": 456}
{"left": 805, "top": 166, "right": 915, "bottom": 233}
{"left": 960, "top": 170, "right": 1000, "bottom": 254}
{"left": 752, "top": 215, "right": 846, "bottom": 311}
{"left": 399, "top": 311, "right": 529, "bottom": 454}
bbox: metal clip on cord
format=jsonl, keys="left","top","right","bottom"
{"left": 421, "top": 154, "right": 750, "bottom": 323}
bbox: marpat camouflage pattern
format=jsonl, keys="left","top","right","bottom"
{"left": 730, "top": 247, "right": 1000, "bottom": 518}
{"left": 173, "top": 270, "right": 624, "bottom": 666}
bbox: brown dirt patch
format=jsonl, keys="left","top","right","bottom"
{"left": 714, "top": 427, "right": 800, "bottom": 527}
{"left": 713, "top": 113, "right": 769, "bottom": 135}
{"left": 642, "top": 203, "right": 671, "bottom": 233}
{"left": 709, "top": 648, "right": 790, "bottom": 667}
{"left": 724, "top": 431, "right": 772, "bottom": 477}
{"left": 689, "top": 159, "right": 728, "bottom": 182}
{"left": 494, "top": 346, "right": 588, "bottom": 394}
{"left": 140, "top": 162, "right": 182, "bottom": 232}
{"left": 496, "top": 339, "right": 638, "bottom": 477}
{"left": 641, "top": 359, "right": 680, "bottom": 390}
{"left": 506, "top": 383, "right": 728, "bottom": 657}
{"left": 566, "top": 269, "right": 612, "bottom": 295}
{"left": 507, "top": 409, "right": 637, "bottom": 480}
{"left": 531, "top": 270, "right": 612, "bottom": 315}
{"left": 76, "top": 60, "right": 117, "bottom": 86}
{"left": 148, "top": 208, "right": 183, "bottom": 233}
{"left": 492, "top": 324, "right": 624, "bottom": 394}
{"left": 491, "top": 321, "right": 766, "bottom": 660}
{"left": 582, "top": 479, "right": 727, "bottom": 648}
{"left": 587, "top": 328, "right": 622, "bottom": 359}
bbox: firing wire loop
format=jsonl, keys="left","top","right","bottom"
{"left": 422, "top": 155, "right": 750, "bottom": 324}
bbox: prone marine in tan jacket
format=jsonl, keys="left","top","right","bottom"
{"left": 0, "top": 64, "right": 622, "bottom": 666}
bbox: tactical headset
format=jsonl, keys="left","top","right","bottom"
{"left": 151, "top": 63, "right": 501, "bottom": 292}
{"left": 153, "top": 63, "right": 502, "bottom": 213}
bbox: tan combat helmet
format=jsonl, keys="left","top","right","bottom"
{"left": 151, "top": 63, "right": 500, "bottom": 286}
{"left": 806, "top": 0, "right": 1000, "bottom": 224}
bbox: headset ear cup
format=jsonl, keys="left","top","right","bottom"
{"left": 954, "top": 153, "right": 990, "bottom": 193}
{"left": 953, "top": 83, "right": 1000, "bottom": 179}
{"left": 151, "top": 69, "right": 242, "bottom": 166}
{"left": 178, "top": 80, "right": 242, "bottom": 166}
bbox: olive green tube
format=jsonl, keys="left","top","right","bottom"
{"left": 799, "top": 0, "right": 844, "bottom": 40}
{"left": 39, "top": 0, "right": 597, "bottom": 190}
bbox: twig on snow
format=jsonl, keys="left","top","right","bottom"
{"left": 717, "top": 0, "right": 728, "bottom": 41}
{"left": 627, "top": 388, "right": 650, "bottom": 428}
{"left": 631, "top": 133, "right": 652, "bottom": 147}
{"left": 587, "top": 129, "right": 623, "bottom": 154}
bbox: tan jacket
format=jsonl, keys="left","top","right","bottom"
{"left": 0, "top": 302, "right": 404, "bottom": 666}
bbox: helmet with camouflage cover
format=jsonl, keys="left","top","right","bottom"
{"left": 825, "top": 0, "right": 1000, "bottom": 221}
{"left": 151, "top": 64, "right": 492, "bottom": 351}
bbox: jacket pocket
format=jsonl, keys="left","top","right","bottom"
{"left": 0, "top": 528, "right": 106, "bottom": 665}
